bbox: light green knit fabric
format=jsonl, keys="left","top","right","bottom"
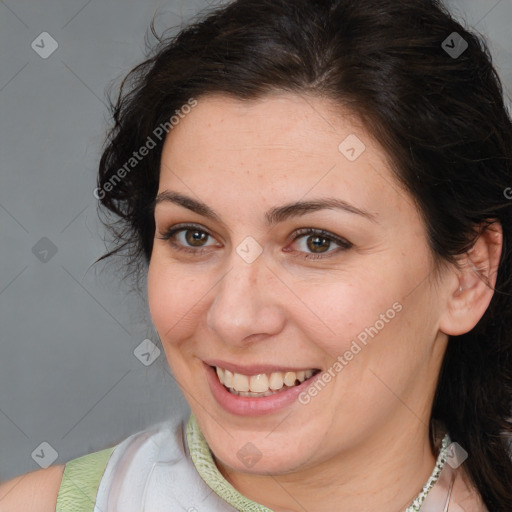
{"left": 55, "top": 445, "right": 115, "bottom": 512}
{"left": 54, "top": 414, "right": 449, "bottom": 511}
{"left": 186, "top": 414, "right": 273, "bottom": 512}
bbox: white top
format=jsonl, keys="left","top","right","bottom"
{"left": 89, "top": 411, "right": 485, "bottom": 512}
{"left": 92, "top": 413, "right": 235, "bottom": 512}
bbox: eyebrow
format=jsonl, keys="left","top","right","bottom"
{"left": 153, "top": 191, "right": 378, "bottom": 226}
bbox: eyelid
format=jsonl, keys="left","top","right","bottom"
{"left": 158, "top": 222, "right": 215, "bottom": 239}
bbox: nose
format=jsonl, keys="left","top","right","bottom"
{"left": 205, "top": 253, "right": 287, "bottom": 346}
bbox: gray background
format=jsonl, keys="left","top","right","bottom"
{"left": 1, "top": 0, "right": 511, "bottom": 482}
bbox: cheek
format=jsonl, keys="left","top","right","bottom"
{"left": 288, "top": 270, "right": 403, "bottom": 359}
{"left": 147, "top": 258, "right": 210, "bottom": 345}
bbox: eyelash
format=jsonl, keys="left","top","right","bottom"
{"left": 156, "top": 223, "right": 353, "bottom": 260}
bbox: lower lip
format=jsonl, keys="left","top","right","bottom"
{"left": 204, "top": 363, "right": 321, "bottom": 416}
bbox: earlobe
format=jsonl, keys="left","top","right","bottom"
{"left": 439, "top": 222, "right": 503, "bottom": 337}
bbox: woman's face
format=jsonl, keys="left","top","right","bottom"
{"left": 148, "top": 93, "right": 452, "bottom": 474}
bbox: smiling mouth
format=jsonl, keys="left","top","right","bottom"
{"left": 212, "top": 365, "right": 322, "bottom": 397}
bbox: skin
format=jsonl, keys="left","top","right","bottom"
{"left": 0, "top": 464, "right": 65, "bottom": 512}
{"left": 147, "top": 92, "right": 500, "bottom": 512}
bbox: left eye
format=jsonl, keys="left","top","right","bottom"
{"left": 295, "top": 234, "right": 334, "bottom": 253}
{"left": 288, "top": 229, "right": 352, "bottom": 257}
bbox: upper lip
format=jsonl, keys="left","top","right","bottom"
{"left": 204, "top": 359, "right": 320, "bottom": 376}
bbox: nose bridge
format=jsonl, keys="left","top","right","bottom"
{"left": 206, "top": 251, "right": 285, "bottom": 344}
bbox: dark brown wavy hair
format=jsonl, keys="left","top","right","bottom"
{"left": 96, "top": 0, "right": 512, "bottom": 508}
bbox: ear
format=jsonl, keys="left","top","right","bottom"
{"left": 439, "top": 222, "right": 503, "bottom": 336}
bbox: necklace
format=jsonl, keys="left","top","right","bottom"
{"left": 404, "top": 433, "right": 452, "bottom": 511}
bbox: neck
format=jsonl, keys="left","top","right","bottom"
{"left": 215, "top": 422, "right": 437, "bottom": 512}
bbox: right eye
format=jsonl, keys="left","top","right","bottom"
{"left": 157, "top": 223, "right": 221, "bottom": 254}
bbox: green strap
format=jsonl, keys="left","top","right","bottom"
{"left": 55, "top": 445, "right": 115, "bottom": 512}
{"left": 186, "top": 414, "right": 273, "bottom": 512}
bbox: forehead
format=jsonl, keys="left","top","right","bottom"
{"left": 158, "top": 92, "right": 413, "bottom": 221}
{"left": 162, "top": 92, "right": 368, "bottom": 163}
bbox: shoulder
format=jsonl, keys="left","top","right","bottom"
{"left": 0, "top": 464, "right": 66, "bottom": 512}
{"left": 0, "top": 413, "right": 192, "bottom": 512}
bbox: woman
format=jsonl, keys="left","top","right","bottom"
{"left": 1, "top": 0, "right": 511, "bottom": 510}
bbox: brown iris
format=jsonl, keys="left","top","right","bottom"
{"left": 185, "top": 230, "right": 208, "bottom": 246}
{"left": 307, "top": 235, "right": 330, "bottom": 253}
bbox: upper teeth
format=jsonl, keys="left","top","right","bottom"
{"left": 215, "top": 367, "right": 316, "bottom": 394}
